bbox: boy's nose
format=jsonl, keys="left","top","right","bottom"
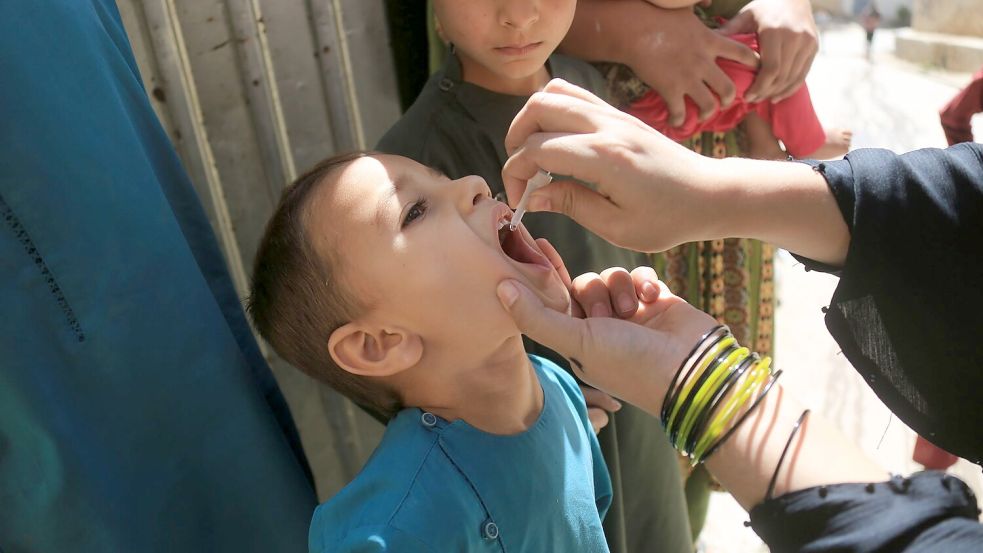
{"left": 455, "top": 175, "right": 492, "bottom": 214}
{"left": 499, "top": 0, "right": 539, "bottom": 31}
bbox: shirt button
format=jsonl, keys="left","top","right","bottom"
{"left": 439, "top": 78, "right": 454, "bottom": 91}
{"left": 481, "top": 521, "right": 499, "bottom": 540}
{"left": 421, "top": 412, "right": 437, "bottom": 427}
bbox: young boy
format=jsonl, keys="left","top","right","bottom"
{"left": 248, "top": 152, "right": 615, "bottom": 551}
{"left": 626, "top": 0, "right": 852, "bottom": 160}
{"left": 376, "top": 3, "right": 693, "bottom": 552}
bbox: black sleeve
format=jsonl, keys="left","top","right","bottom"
{"left": 792, "top": 144, "right": 983, "bottom": 465}
{"left": 750, "top": 471, "right": 983, "bottom": 552}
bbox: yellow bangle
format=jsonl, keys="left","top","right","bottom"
{"left": 665, "top": 336, "right": 736, "bottom": 432}
{"left": 675, "top": 347, "right": 749, "bottom": 451}
{"left": 693, "top": 356, "right": 772, "bottom": 460}
{"left": 693, "top": 356, "right": 771, "bottom": 460}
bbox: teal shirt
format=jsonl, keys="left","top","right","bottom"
{"left": 309, "top": 356, "right": 612, "bottom": 552}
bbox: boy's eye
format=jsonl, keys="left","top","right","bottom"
{"left": 402, "top": 199, "right": 428, "bottom": 228}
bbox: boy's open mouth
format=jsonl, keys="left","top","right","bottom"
{"left": 497, "top": 214, "right": 552, "bottom": 271}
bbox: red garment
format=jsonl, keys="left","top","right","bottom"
{"left": 939, "top": 66, "right": 983, "bottom": 146}
{"left": 627, "top": 32, "right": 826, "bottom": 158}
{"left": 913, "top": 435, "right": 959, "bottom": 470}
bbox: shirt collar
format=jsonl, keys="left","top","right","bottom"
{"left": 438, "top": 52, "right": 554, "bottom": 147}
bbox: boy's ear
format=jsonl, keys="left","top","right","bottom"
{"left": 433, "top": 16, "right": 448, "bottom": 45}
{"left": 328, "top": 322, "right": 423, "bottom": 377}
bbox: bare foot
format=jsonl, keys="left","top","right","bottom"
{"left": 743, "top": 113, "right": 787, "bottom": 160}
{"left": 807, "top": 128, "right": 852, "bottom": 160}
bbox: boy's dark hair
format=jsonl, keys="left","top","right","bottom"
{"left": 248, "top": 151, "right": 401, "bottom": 420}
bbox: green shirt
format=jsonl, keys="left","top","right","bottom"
{"left": 377, "top": 53, "right": 647, "bottom": 278}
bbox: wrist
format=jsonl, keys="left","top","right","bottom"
{"left": 661, "top": 325, "right": 781, "bottom": 464}
{"left": 696, "top": 157, "right": 743, "bottom": 241}
{"left": 562, "top": 0, "right": 637, "bottom": 63}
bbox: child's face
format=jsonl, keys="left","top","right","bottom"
{"left": 434, "top": 0, "right": 576, "bottom": 85}
{"left": 308, "top": 155, "right": 570, "bottom": 366}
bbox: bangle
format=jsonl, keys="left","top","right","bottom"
{"left": 701, "top": 370, "right": 784, "bottom": 463}
{"left": 676, "top": 347, "right": 749, "bottom": 452}
{"left": 685, "top": 351, "right": 756, "bottom": 455}
{"left": 765, "top": 409, "right": 812, "bottom": 500}
{"left": 661, "top": 325, "right": 728, "bottom": 422}
{"left": 665, "top": 336, "right": 736, "bottom": 435}
{"left": 691, "top": 356, "right": 772, "bottom": 462}
{"left": 668, "top": 341, "right": 737, "bottom": 447}
{"left": 659, "top": 325, "right": 783, "bottom": 466}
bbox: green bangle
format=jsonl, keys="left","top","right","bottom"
{"left": 692, "top": 356, "right": 772, "bottom": 461}
{"left": 675, "top": 347, "right": 749, "bottom": 452}
{"left": 701, "top": 370, "right": 784, "bottom": 464}
{"left": 665, "top": 336, "right": 736, "bottom": 434}
{"left": 669, "top": 341, "right": 737, "bottom": 447}
{"left": 686, "top": 352, "right": 757, "bottom": 455}
{"left": 662, "top": 325, "right": 729, "bottom": 423}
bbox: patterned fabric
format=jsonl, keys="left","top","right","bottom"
{"left": 597, "top": 63, "right": 775, "bottom": 357}
{"left": 598, "top": 59, "right": 776, "bottom": 543}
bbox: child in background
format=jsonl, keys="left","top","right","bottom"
{"left": 378, "top": 0, "right": 645, "bottom": 278}
{"left": 377, "top": 2, "right": 694, "bottom": 551}
{"left": 939, "top": 66, "right": 983, "bottom": 146}
{"left": 248, "top": 152, "right": 621, "bottom": 551}
{"left": 629, "top": 0, "right": 852, "bottom": 160}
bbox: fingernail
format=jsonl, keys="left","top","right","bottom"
{"left": 528, "top": 194, "right": 552, "bottom": 212}
{"left": 497, "top": 281, "right": 519, "bottom": 307}
{"left": 642, "top": 281, "right": 659, "bottom": 301}
{"left": 746, "top": 93, "right": 758, "bottom": 103}
{"left": 590, "top": 303, "right": 611, "bottom": 318}
{"left": 613, "top": 400, "right": 623, "bottom": 411}
{"left": 617, "top": 293, "right": 635, "bottom": 314}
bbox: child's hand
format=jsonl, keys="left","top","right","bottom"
{"left": 569, "top": 266, "right": 662, "bottom": 320}
{"left": 497, "top": 267, "right": 717, "bottom": 417}
{"left": 580, "top": 385, "right": 623, "bottom": 434}
{"left": 535, "top": 238, "right": 658, "bottom": 319}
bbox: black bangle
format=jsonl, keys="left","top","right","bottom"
{"left": 661, "top": 325, "right": 728, "bottom": 423}
{"left": 765, "top": 409, "right": 812, "bottom": 500}
{"left": 685, "top": 352, "right": 757, "bottom": 455}
{"left": 668, "top": 342, "right": 738, "bottom": 448}
{"left": 701, "top": 369, "right": 784, "bottom": 463}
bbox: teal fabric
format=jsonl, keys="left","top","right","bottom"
{"left": 0, "top": 1, "right": 317, "bottom": 551}
{"left": 310, "top": 356, "right": 612, "bottom": 552}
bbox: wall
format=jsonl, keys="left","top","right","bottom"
{"left": 911, "top": 0, "right": 983, "bottom": 37}
{"left": 115, "top": 0, "right": 400, "bottom": 499}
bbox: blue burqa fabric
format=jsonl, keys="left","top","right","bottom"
{"left": 0, "top": 1, "right": 317, "bottom": 551}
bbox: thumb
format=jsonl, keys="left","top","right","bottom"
{"left": 717, "top": 10, "right": 755, "bottom": 36}
{"left": 497, "top": 279, "right": 669, "bottom": 416}
{"left": 497, "top": 279, "right": 587, "bottom": 361}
